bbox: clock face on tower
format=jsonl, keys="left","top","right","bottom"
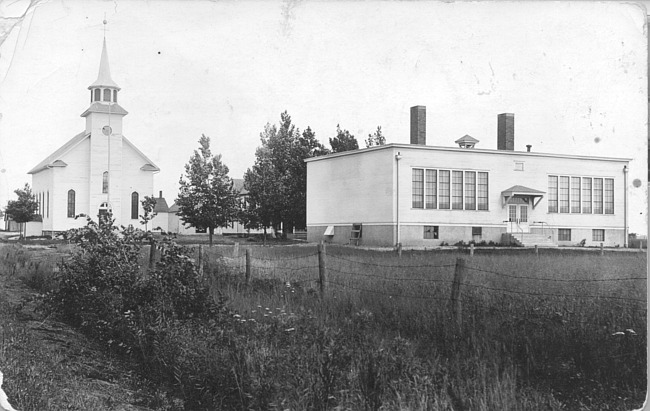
{"left": 102, "top": 125, "right": 113, "bottom": 136}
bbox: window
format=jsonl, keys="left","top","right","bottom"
{"left": 548, "top": 176, "right": 558, "bottom": 213}
{"left": 439, "top": 170, "right": 450, "bottom": 209}
{"left": 604, "top": 178, "right": 614, "bottom": 214}
{"left": 559, "top": 176, "right": 569, "bottom": 213}
{"left": 582, "top": 177, "right": 592, "bottom": 214}
{"left": 472, "top": 227, "right": 482, "bottom": 237}
{"left": 571, "top": 177, "right": 581, "bottom": 213}
{"left": 477, "top": 172, "right": 489, "bottom": 210}
{"left": 425, "top": 170, "right": 437, "bottom": 209}
{"left": 412, "top": 169, "right": 424, "bottom": 209}
{"left": 465, "top": 171, "right": 476, "bottom": 210}
{"left": 47, "top": 191, "right": 49, "bottom": 218}
{"left": 558, "top": 229, "right": 571, "bottom": 242}
{"left": 424, "top": 225, "right": 439, "bottom": 239}
{"left": 90, "top": 90, "right": 93, "bottom": 103}
{"left": 94, "top": 88, "right": 101, "bottom": 102}
{"left": 593, "top": 178, "right": 603, "bottom": 214}
{"left": 131, "top": 192, "right": 139, "bottom": 220}
{"left": 452, "top": 171, "right": 463, "bottom": 210}
{"left": 102, "top": 171, "right": 109, "bottom": 193}
{"left": 592, "top": 229, "right": 605, "bottom": 242}
{"left": 38, "top": 193, "right": 41, "bottom": 214}
{"left": 67, "top": 190, "right": 75, "bottom": 218}
{"left": 411, "top": 168, "right": 488, "bottom": 211}
{"left": 103, "top": 89, "right": 111, "bottom": 102}
{"left": 514, "top": 162, "right": 524, "bottom": 171}
{"left": 113, "top": 89, "right": 117, "bottom": 103}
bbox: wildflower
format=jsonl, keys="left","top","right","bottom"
{"left": 612, "top": 331, "right": 625, "bottom": 336}
{"left": 626, "top": 329, "right": 637, "bottom": 335}
{"left": 284, "top": 327, "right": 296, "bottom": 332}
{"left": 233, "top": 314, "right": 241, "bottom": 319}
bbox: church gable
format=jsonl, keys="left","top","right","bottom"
{"left": 28, "top": 131, "right": 89, "bottom": 174}
{"left": 122, "top": 136, "right": 160, "bottom": 172}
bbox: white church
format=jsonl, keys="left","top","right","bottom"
{"left": 28, "top": 38, "right": 159, "bottom": 236}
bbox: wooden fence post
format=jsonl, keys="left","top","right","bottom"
{"left": 149, "top": 240, "right": 156, "bottom": 269}
{"left": 397, "top": 242, "right": 402, "bottom": 258}
{"left": 245, "top": 248, "right": 251, "bottom": 286}
{"left": 318, "top": 242, "right": 327, "bottom": 297}
{"left": 600, "top": 243, "right": 604, "bottom": 256}
{"left": 198, "top": 244, "right": 204, "bottom": 277}
{"left": 534, "top": 245, "right": 539, "bottom": 257}
{"left": 450, "top": 258, "right": 466, "bottom": 331}
{"left": 233, "top": 242, "right": 240, "bottom": 257}
{"left": 469, "top": 243, "right": 474, "bottom": 256}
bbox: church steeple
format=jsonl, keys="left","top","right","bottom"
{"left": 87, "top": 38, "right": 121, "bottom": 104}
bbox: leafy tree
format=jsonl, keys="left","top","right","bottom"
{"left": 365, "top": 126, "right": 386, "bottom": 148}
{"left": 140, "top": 195, "right": 158, "bottom": 231}
{"left": 176, "top": 135, "right": 239, "bottom": 246}
{"left": 330, "top": 125, "right": 359, "bottom": 153}
{"left": 244, "top": 112, "right": 329, "bottom": 238}
{"left": 5, "top": 183, "right": 38, "bottom": 238}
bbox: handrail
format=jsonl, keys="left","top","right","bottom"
{"left": 532, "top": 221, "right": 550, "bottom": 239}
{"left": 515, "top": 222, "right": 524, "bottom": 244}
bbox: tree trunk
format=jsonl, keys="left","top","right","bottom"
{"left": 263, "top": 227, "right": 267, "bottom": 246}
{"left": 209, "top": 227, "right": 214, "bottom": 247}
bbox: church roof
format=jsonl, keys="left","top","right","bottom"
{"left": 233, "top": 178, "right": 248, "bottom": 195}
{"left": 80, "top": 102, "right": 128, "bottom": 117}
{"left": 28, "top": 131, "right": 88, "bottom": 174}
{"left": 28, "top": 132, "right": 160, "bottom": 174}
{"left": 168, "top": 202, "right": 179, "bottom": 213}
{"left": 88, "top": 38, "right": 120, "bottom": 90}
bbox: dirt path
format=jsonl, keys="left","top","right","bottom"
{"left": 0, "top": 248, "right": 160, "bottom": 411}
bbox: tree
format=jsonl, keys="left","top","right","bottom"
{"left": 176, "top": 135, "right": 239, "bottom": 246}
{"left": 4, "top": 183, "right": 38, "bottom": 238}
{"left": 365, "top": 126, "right": 386, "bottom": 148}
{"left": 329, "top": 124, "right": 359, "bottom": 153}
{"left": 244, "top": 112, "right": 329, "bottom": 238}
{"left": 140, "top": 195, "right": 158, "bottom": 231}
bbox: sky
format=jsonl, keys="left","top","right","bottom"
{"left": 0, "top": 0, "right": 647, "bottom": 234}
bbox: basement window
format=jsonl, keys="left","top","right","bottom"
{"left": 558, "top": 229, "right": 571, "bottom": 242}
{"left": 472, "top": 227, "right": 482, "bottom": 237}
{"left": 424, "top": 225, "right": 439, "bottom": 239}
{"left": 592, "top": 229, "right": 605, "bottom": 242}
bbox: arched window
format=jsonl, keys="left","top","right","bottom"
{"left": 67, "top": 190, "right": 75, "bottom": 218}
{"left": 131, "top": 192, "right": 139, "bottom": 220}
{"left": 102, "top": 171, "right": 109, "bottom": 193}
{"left": 90, "top": 90, "right": 93, "bottom": 103}
{"left": 94, "top": 88, "right": 101, "bottom": 102}
{"left": 113, "top": 90, "right": 117, "bottom": 103}
{"left": 103, "top": 89, "right": 111, "bottom": 102}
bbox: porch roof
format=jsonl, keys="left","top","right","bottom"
{"left": 501, "top": 185, "right": 545, "bottom": 209}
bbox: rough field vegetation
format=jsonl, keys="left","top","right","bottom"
{"left": 0, "top": 222, "right": 646, "bottom": 410}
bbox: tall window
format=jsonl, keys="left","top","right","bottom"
{"left": 113, "top": 90, "right": 117, "bottom": 103}
{"left": 67, "top": 190, "right": 75, "bottom": 218}
{"left": 102, "top": 171, "right": 109, "bottom": 194}
{"left": 570, "top": 177, "right": 581, "bottom": 213}
{"left": 548, "top": 176, "right": 558, "bottom": 213}
{"left": 131, "top": 192, "right": 139, "bottom": 220}
{"left": 412, "top": 169, "right": 424, "bottom": 209}
{"left": 582, "top": 177, "right": 592, "bottom": 214}
{"left": 438, "top": 170, "right": 450, "bottom": 209}
{"left": 477, "top": 172, "right": 489, "bottom": 210}
{"left": 559, "top": 176, "right": 569, "bottom": 213}
{"left": 451, "top": 171, "right": 463, "bottom": 210}
{"left": 593, "top": 178, "right": 603, "bottom": 214}
{"left": 425, "top": 170, "right": 437, "bottom": 209}
{"left": 94, "top": 88, "right": 101, "bottom": 102}
{"left": 604, "top": 178, "right": 614, "bottom": 214}
{"left": 465, "top": 171, "right": 476, "bottom": 210}
{"left": 103, "top": 89, "right": 111, "bottom": 102}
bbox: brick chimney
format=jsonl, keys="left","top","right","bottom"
{"left": 410, "top": 106, "right": 426, "bottom": 145}
{"left": 497, "top": 113, "right": 515, "bottom": 150}
{"left": 159, "top": 190, "right": 163, "bottom": 198}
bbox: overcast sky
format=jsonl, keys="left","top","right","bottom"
{"left": 0, "top": 0, "right": 647, "bottom": 234}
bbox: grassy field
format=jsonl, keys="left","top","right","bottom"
{"left": 207, "top": 244, "right": 647, "bottom": 410}
{"left": 0, "top": 239, "right": 646, "bottom": 410}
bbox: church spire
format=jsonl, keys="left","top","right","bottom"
{"left": 89, "top": 38, "right": 120, "bottom": 91}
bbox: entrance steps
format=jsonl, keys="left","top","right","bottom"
{"left": 502, "top": 232, "right": 557, "bottom": 247}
